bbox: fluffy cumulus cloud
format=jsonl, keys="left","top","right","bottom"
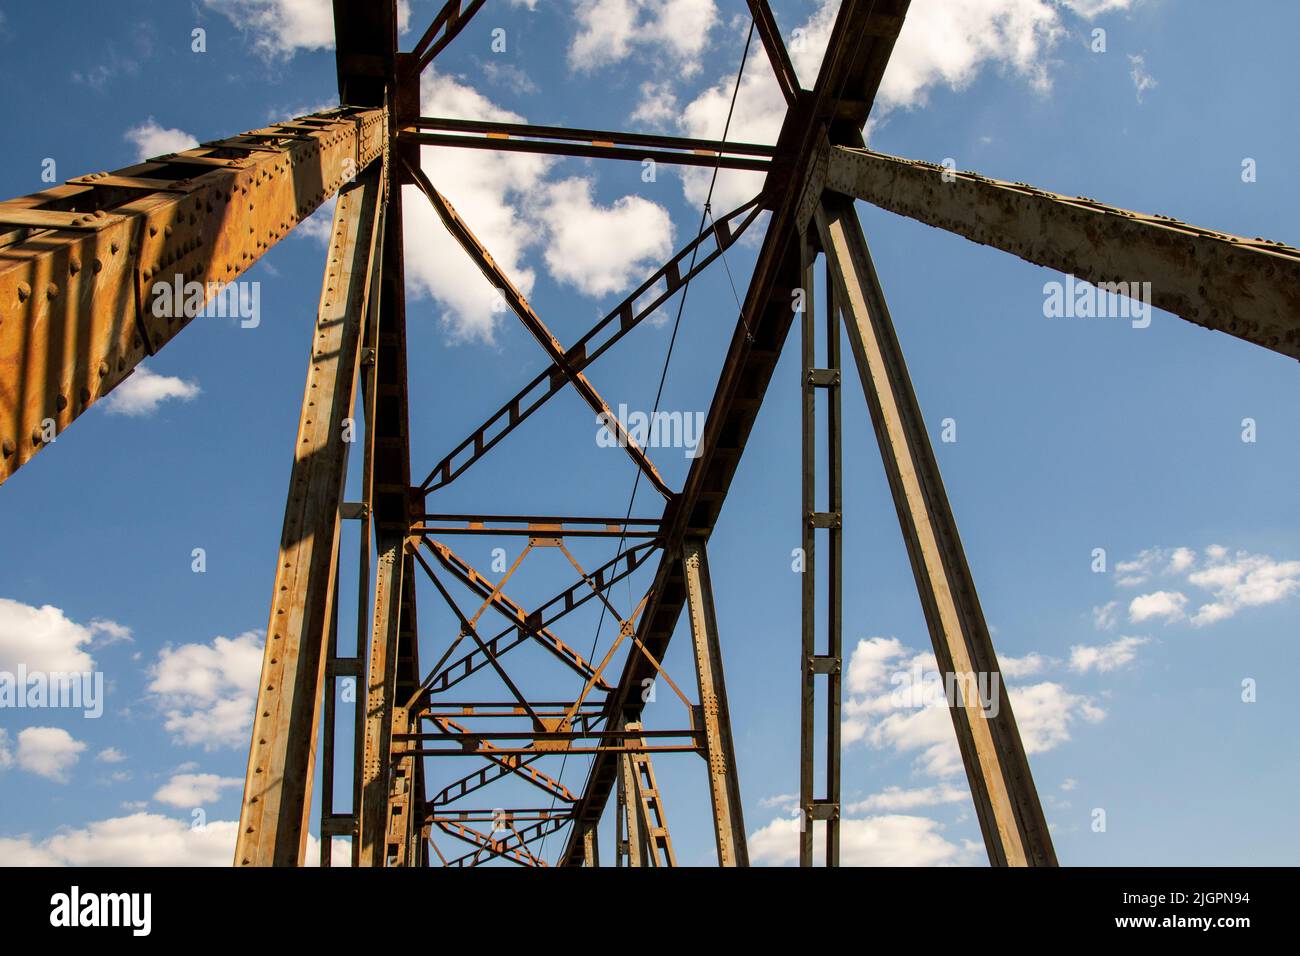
{"left": 749, "top": 814, "right": 976, "bottom": 866}
{"left": 404, "top": 72, "right": 553, "bottom": 344}
{"left": 536, "top": 179, "right": 674, "bottom": 297}
{"left": 0, "top": 729, "right": 13, "bottom": 770}
{"left": 124, "top": 119, "right": 199, "bottom": 162}
{"left": 16, "top": 727, "right": 86, "bottom": 783}
{"left": 153, "top": 772, "right": 243, "bottom": 808}
{"left": 403, "top": 71, "right": 675, "bottom": 343}
{"left": 668, "top": 0, "right": 1140, "bottom": 208}
{"left": 202, "top": 0, "right": 411, "bottom": 58}
{"left": 841, "top": 636, "right": 1104, "bottom": 777}
{"left": 146, "top": 631, "right": 264, "bottom": 750}
{"left": 101, "top": 365, "right": 200, "bottom": 417}
{"left": 569, "top": 0, "right": 718, "bottom": 75}
{"left": 1128, "top": 589, "right": 1188, "bottom": 624}
{"left": 0, "top": 598, "right": 119, "bottom": 673}
{"left": 1068, "top": 635, "right": 1148, "bottom": 673}
{"left": 1113, "top": 546, "right": 1300, "bottom": 628}
{"left": 846, "top": 784, "right": 969, "bottom": 814}
{"left": 1186, "top": 549, "right": 1300, "bottom": 627}
{"left": 0, "top": 814, "right": 348, "bottom": 867}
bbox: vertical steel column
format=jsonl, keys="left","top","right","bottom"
{"left": 815, "top": 193, "right": 1056, "bottom": 866}
{"left": 682, "top": 539, "right": 749, "bottom": 866}
{"left": 616, "top": 729, "right": 645, "bottom": 867}
{"left": 358, "top": 533, "right": 406, "bottom": 866}
{"left": 799, "top": 231, "right": 845, "bottom": 867}
{"left": 824, "top": 252, "right": 844, "bottom": 867}
{"left": 319, "top": 197, "right": 387, "bottom": 866}
{"left": 581, "top": 821, "right": 601, "bottom": 867}
{"left": 235, "top": 166, "right": 384, "bottom": 867}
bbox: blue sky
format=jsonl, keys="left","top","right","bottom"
{"left": 1, "top": 0, "right": 1298, "bottom": 866}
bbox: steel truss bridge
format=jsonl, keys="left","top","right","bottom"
{"left": 1, "top": 0, "right": 1296, "bottom": 867}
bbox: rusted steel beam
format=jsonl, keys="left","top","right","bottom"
{"left": 409, "top": 116, "right": 776, "bottom": 157}
{"left": 419, "top": 197, "right": 763, "bottom": 493}
{"left": 414, "top": 514, "right": 662, "bottom": 539}
{"left": 358, "top": 533, "right": 410, "bottom": 867}
{"left": 413, "top": 0, "right": 488, "bottom": 71}
{"left": 234, "top": 164, "right": 385, "bottom": 867}
{"left": 560, "top": 0, "right": 913, "bottom": 867}
{"left": 825, "top": 145, "right": 1300, "bottom": 361}
{"left": 682, "top": 540, "right": 748, "bottom": 867}
{"left": 0, "top": 108, "right": 385, "bottom": 485}
{"left": 746, "top": 0, "right": 801, "bottom": 107}
{"left": 399, "top": 131, "right": 771, "bottom": 170}
{"left": 333, "top": 0, "right": 399, "bottom": 106}
{"left": 436, "top": 818, "right": 546, "bottom": 868}
{"left": 423, "top": 715, "right": 577, "bottom": 803}
{"left": 415, "top": 538, "right": 622, "bottom": 691}
{"left": 405, "top": 161, "right": 673, "bottom": 499}
{"left": 815, "top": 192, "right": 1056, "bottom": 867}
{"left": 798, "top": 231, "right": 844, "bottom": 866}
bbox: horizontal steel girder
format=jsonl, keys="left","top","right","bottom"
{"left": 825, "top": 144, "right": 1300, "bottom": 361}
{"left": 0, "top": 107, "right": 386, "bottom": 485}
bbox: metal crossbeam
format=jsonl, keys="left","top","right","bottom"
{"left": 825, "top": 145, "right": 1300, "bottom": 361}
{"left": 0, "top": 108, "right": 384, "bottom": 485}
{"left": 400, "top": 117, "right": 774, "bottom": 170}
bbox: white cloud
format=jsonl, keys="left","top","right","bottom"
{"left": 0, "top": 729, "right": 12, "bottom": 770}
{"left": 845, "top": 636, "right": 908, "bottom": 696}
{"left": 1011, "top": 682, "right": 1105, "bottom": 752}
{"left": 569, "top": 0, "right": 718, "bottom": 75}
{"left": 1128, "top": 590, "right": 1188, "bottom": 624}
{"left": 842, "top": 638, "right": 1104, "bottom": 777}
{"left": 147, "top": 631, "right": 264, "bottom": 750}
{"left": 1000, "top": 652, "right": 1048, "bottom": 678}
{"left": 203, "top": 0, "right": 411, "bottom": 58}
{"left": 95, "top": 747, "right": 127, "bottom": 764}
{"left": 295, "top": 195, "right": 337, "bottom": 245}
{"left": 630, "top": 80, "right": 680, "bottom": 128}
{"left": 0, "top": 598, "right": 104, "bottom": 673}
{"left": 1187, "top": 549, "right": 1300, "bottom": 627}
{"left": 124, "top": 118, "right": 199, "bottom": 161}
{"left": 846, "top": 784, "right": 969, "bottom": 813}
{"left": 102, "top": 365, "right": 200, "bottom": 417}
{"left": 1092, "top": 600, "right": 1119, "bottom": 631}
{"left": 405, "top": 72, "right": 552, "bottom": 344}
{"left": 749, "top": 814, "right": 975, "bottom": 866}
{"left": 0, "top": 813, "right": 348, "bottom": 866}
{"left": 17, "top": 727, "right": 86, "bottom": 783}
{"left": 153, "top": 772, "right": 243, "bottom": 808}
{"left": 0, "top": 813, "right": 237, "bottom": 866}
{"left": 536, "top": 178, "right": 674, "bottom": 297}
{"left": 673, "top": 0, "right": 1140, "bottom": 209}
{"left": 1128, "top": 53, "right": 1157, "bottom": 102}
{"left": 1060, "top": 777, "right": 1078, "bottom": 791}
{"left": 406, "top": 71, "right": 676, "bottom": 343}
{"left": 1068, "top": 636, "right": 1148, "bottom": 673}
